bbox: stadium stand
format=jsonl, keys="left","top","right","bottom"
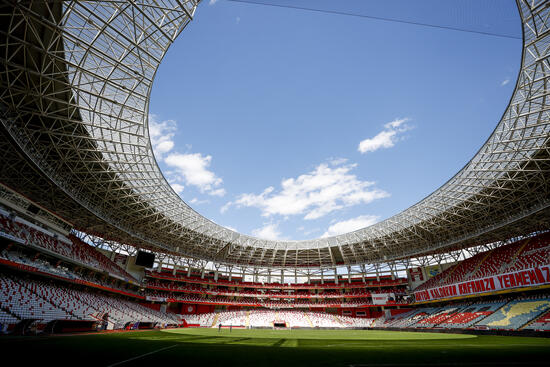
{"left": 1, "top": 224, "right": 549, "bottom": 334}
{"left": 141, "top": 267, "right": 409, "bottom": 310}
{"left": 476, "top": 296, "right": 550, "bottom": 330}
{"left": 145, "top": 269, "right": 407, "bottom": 289}
{"left": 415, "top": 234, "right": 550, "bottom": 292}
{"left": 524, "top": 310, "right": 550, "bottom": 331}
{"left": 144, "top": 279, "right": 403, "bottom": 299}
{"left": 184, "top": 310, "right": 374, "bottom": 329}
{"left": 0, "top": 212, "right": 136, "bottom": 281}
{"left": 0, "top": 273, "right": 180, "bottom": 331}
{"left": 1, "top": 205, "right": 549, "bottom": 335}
{"left": 375, "top": 295, "right": 550, "bottom": 331}
{"left": 438, "top": 301, "right": 507, "bottom": 329}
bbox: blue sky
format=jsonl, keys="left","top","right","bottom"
{"left": 149, "top": 0, "right": 522, "bottom": 240}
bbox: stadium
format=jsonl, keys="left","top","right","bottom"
{"left": 0, "top": 0, "right": 549, "bottom": 366}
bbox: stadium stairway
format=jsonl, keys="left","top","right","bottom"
{"left": 468, "top": 251, "right": 493, "bottom": 279}
{"left": 211, "top": 313, "right": 220, "bottom": 328}
{"left": 1, "top": 305, "right": 20, "bottom": 323}
{"left": 333, "top": 314, "right": 345, "bottom": 327}
{"left": 415, "top": 306, "right": 465, "bottom": 328}
{"left": 501, "top": 238, "right": 531, "bottom": 273}
{"left": 304, "top": 312, "right": 314, "bottom": 327}
{"left": 23, "top": 280, "right": 81, "bottom": 321}
{"left": 436, "top": 261, "right": 465, "bottom": 286}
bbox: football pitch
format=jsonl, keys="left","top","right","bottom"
{"left": 2, "top": 328, "right": 549, "bottom": 366}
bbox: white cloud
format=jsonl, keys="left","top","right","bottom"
{"left": 358, "top": 130, "right": 397, "bottom": 153}
{"left": 149, "top": 114, "right": 225, "bottom": 198}
{"left": 209, "top": 188, "right": 227, "bottom": 197}
{"left": 328, "top": 157, "right": 348, "bottom": 166}
{"left": 170, "top": 183, "right": 185, "bottom": 194}
{"left": 300, "top": 227, "right": 320, "bottom": 237}
{"left": 358, "top": 118, "right": 413, "bottom": 154}
{"left": 148, "top": 115, "right": 177, "bottom": 159}
{"left": 236, "top": 17, "right": 241, "bottom": 24}
{"left": 252, "top": 223, "right": 283, "bottom": 240}
{"left": 321, "top": 215, "right": 380, "bottom": 238}
{"left": 223, "top": 160, "right": 388, "bottom": 220}
{"left": 189, "top": 198, "right": 209, "bottom": 205}
{"left": 384, "top": 118, "right": 408, "bottom": 129}
{"left": 165, "top": 153, "right": 225, "bottom": 196}
{"left": 220, "top": 202, "right": 232, "bottom": 214}
{"left": 209, "top": 0, "right": 218, "bottom": 5}
{"left": 501, "top": 79, "right": 510, "bottom": 86}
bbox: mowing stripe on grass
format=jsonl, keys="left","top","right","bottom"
{"left": 348, "top": 362, "right": 539, "bottom": 366}
{"left": 106, "top": 344, "right": 178, "bottom": 366}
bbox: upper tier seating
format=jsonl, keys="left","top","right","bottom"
{"left": 0, "top": 213, "right": 135, "bottom": 281}
{"left": 415, "top": 233, "right": 550, "bottom": 292}
{"left": 507, "top": 234, "right": 550, "bottom": 272}
{"left": 0, "top": 249, "right": 140, "bottom": 297}
{"left": 146, "top": 270, "right": 406, "bottom": 290}
{"left": 144, "top": 278, "right": 405, "bottom": 299}
{"left": 144, "top": 290, "right": 385, "bottom": 308}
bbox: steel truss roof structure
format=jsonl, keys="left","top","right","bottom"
{"left": 0, "top": 0, "right": 549, "bottom": 269}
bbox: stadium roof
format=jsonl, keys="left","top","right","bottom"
{"left": 0, "top": 0, "right": 549, "bottom": 268}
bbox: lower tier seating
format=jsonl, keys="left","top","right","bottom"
{"left": 476, "top": 297, "right": 550, "bottom": 330}
{"left": 524, "top": 310, "right": 550, "bottom": 331}
{"left": 376, "top": 295, "right": 550, "bottom": 331}
{"left": 0, "top": 274, "right": 180, "bottom": 330}
{"left": 438, "top": 301, "right": 506, "bottom": 329}
{"left": 183, "top": 310, "right": 374, "bottom": 328}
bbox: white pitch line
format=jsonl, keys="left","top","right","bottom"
{"left": 106, "top": 344, "right": 178, "bottom": 367}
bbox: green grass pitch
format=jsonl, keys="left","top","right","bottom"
{"left": 2, "top": 328, "right": 549, "bottom": 366}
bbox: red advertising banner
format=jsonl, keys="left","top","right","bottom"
{"left": 414, "top": 264, "right": 550, "bottom": 301}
